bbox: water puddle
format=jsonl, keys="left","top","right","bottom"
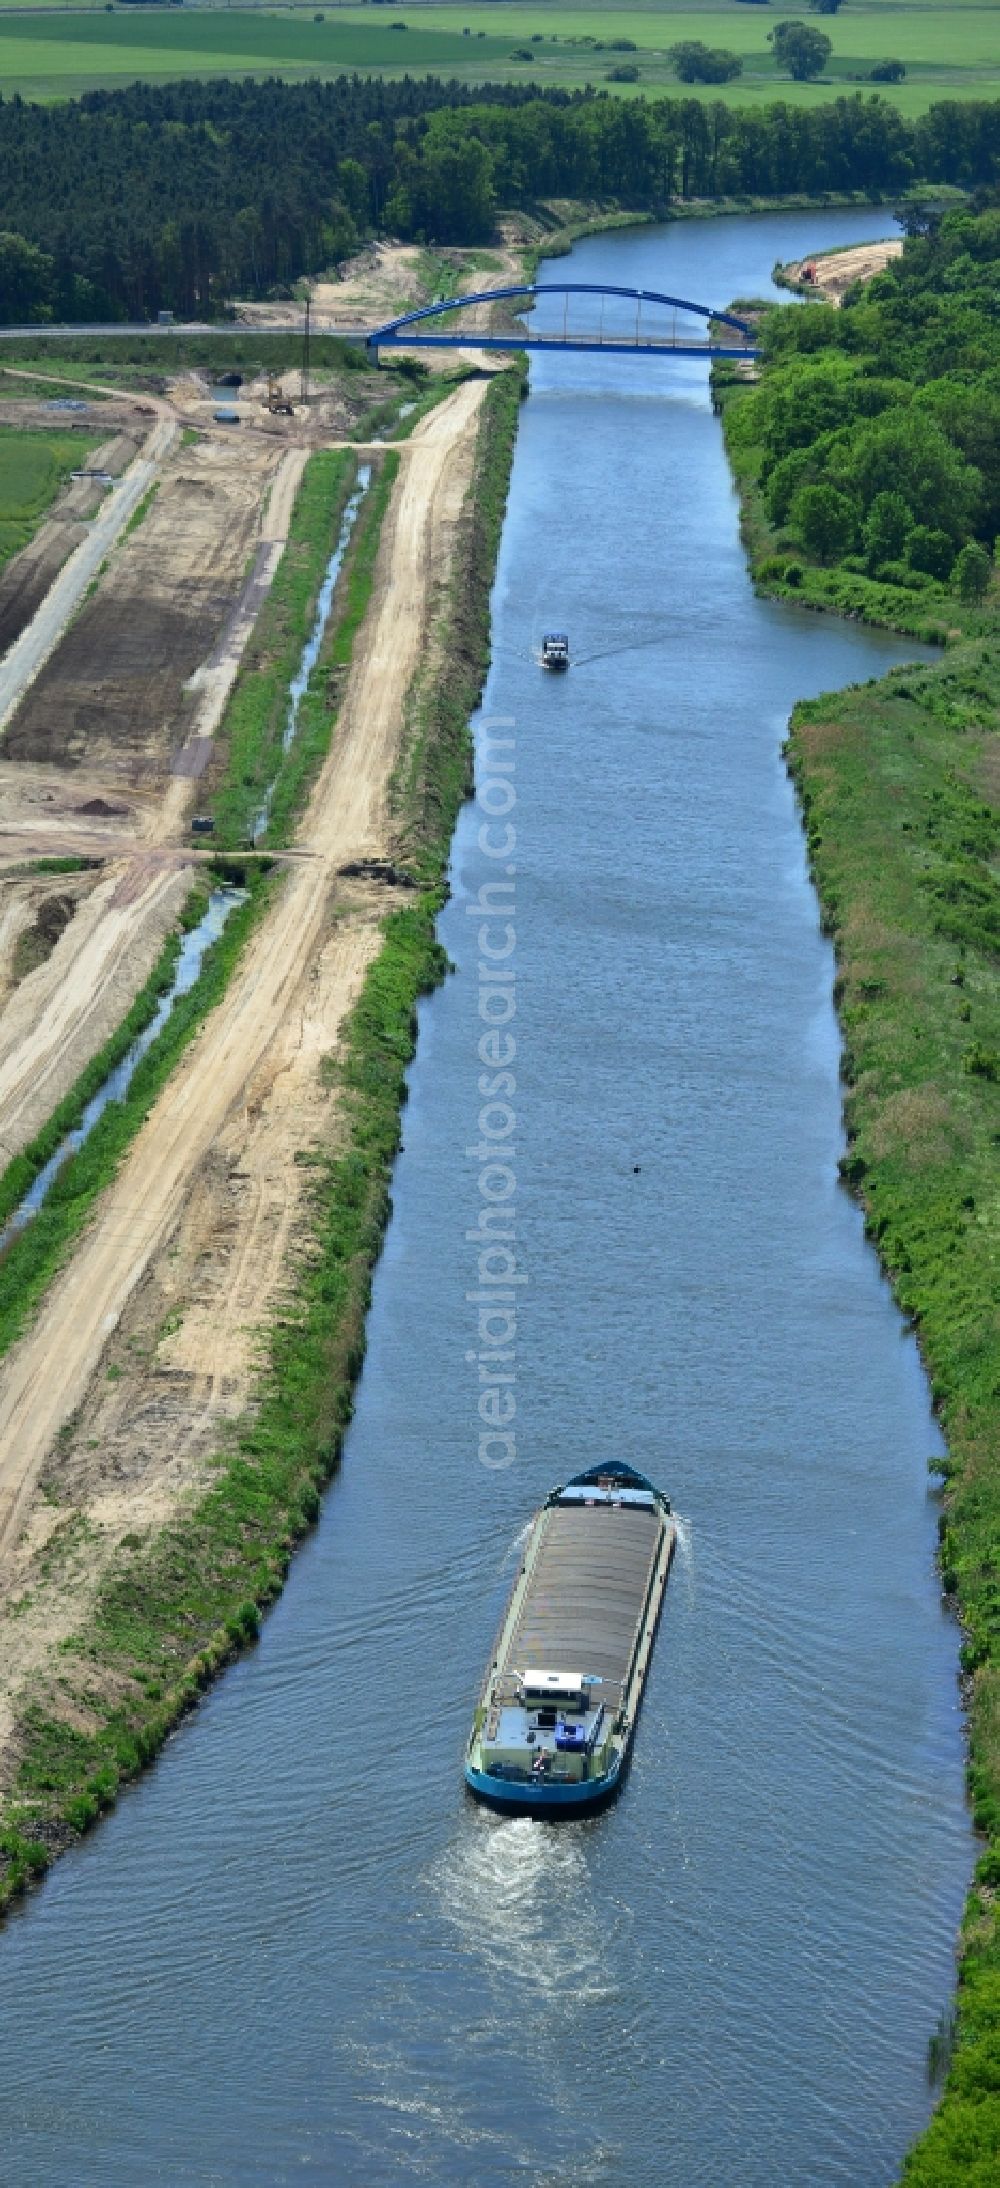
{"left": 251, "top": 462, "right": 372, "bottom": 842}
{"left": 0, "top": 887, "right": 244, "bottom": 1252}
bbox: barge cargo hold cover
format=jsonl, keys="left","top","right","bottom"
{"left": 465, "top": 1462, "right": 675, "bottom": 1816}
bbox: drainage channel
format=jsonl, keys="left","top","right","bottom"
{"left": 252, "top": 461, "right": 372, "bottom": 844}
{"left": 0, "top": 887, "right": 245, "bottom": 1252}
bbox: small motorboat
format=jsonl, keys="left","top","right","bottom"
{"left": 541, "top": 631, "right": 570, "bottom": 670}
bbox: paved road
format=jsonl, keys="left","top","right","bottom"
{"left": 0, "top": 320, "right": 370, "bottom": 343}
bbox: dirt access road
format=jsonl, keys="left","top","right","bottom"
{"left": 0, "top": 379, "right": 488, "bottom": 1561}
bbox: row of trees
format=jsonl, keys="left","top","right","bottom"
{"left": 4, "top": 77, "right": 1000, "bottom": 321}
{"left": 671, "top": 24, "right": 839, "bottom": 86}
{"left": 727, "top": 203, "right": 1000, "bottom": 595}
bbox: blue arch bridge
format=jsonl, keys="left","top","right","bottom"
{"left": 366, "top": 282, "right": 759, "bottom": 362}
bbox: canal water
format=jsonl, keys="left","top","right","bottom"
{"left": 0, "top": 211, "right": 974, "bottom": 2186}
{"left": 252, "top": 461, "right": 371, "bottom": 843}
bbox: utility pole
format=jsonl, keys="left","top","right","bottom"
{"left": 301, "top": 293, "right": 311, "bottom": 407}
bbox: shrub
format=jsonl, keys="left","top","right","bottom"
{"left": 962, "top": 1042, "right": 1000, "bottom": 1080}
{"left": 791, "top": 482, "right": 858, "bottom": 562}
{"left": 669, "top": 41, "right": 743, "bottom": 84}
{"left": 769, "top": 23, "right": 832, "bottom": 79}
{"left": 766, "top": 447, "right": 817, "bottom": 524}
{"left": 954, "top": 541, "right": 991, "bottom": 602}
{"left": 907, "top": 525, "right": 955, "bottom": 580}
{"left": 864, "top": 490, "right": 913, "bottom": 571}
{"left": 877, "top": 559, "right": 931, "bottom": 590}
{"left": 870, "top": 60, "right": 906, "bottom": 84}
{"left": 606, "top": 65, "right": 639, "bottom": 82}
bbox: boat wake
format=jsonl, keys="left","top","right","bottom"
{"left": 671, "top": 1509, "right": 693, "bottom": 1567}
{"left": 427, "top": 1813, "right": 616, "bottom": 2010}
{"left": 499, "top": 1518, "right": 533, "bottom": 1571}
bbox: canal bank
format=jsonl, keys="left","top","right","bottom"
{"left": 716, "top": 214, "right": 1000, "bottom": 2179}
{"left": 0, "top": 211, "right": 975, "bottom": 2187}
{"left": 0, "top": 377, "right": 509, "bottom": 1901}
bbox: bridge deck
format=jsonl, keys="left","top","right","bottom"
{"left": 371, "top": 333, "right": 758, "bottom": 357}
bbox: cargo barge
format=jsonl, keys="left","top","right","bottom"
{"left": 465, "top": 1462, "right": 675, "bottom": 1817}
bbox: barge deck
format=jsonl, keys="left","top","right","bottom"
{"left": 465, "top": 1463, "right": 675, "bottom": 1816}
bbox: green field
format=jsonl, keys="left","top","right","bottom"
{"left": 0, "top": 427, "right": 97, "bottom": 568}
{"left": 1, "top": 1, "right": 1000, "bottom": 113}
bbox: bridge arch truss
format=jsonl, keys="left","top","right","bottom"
{"left": 367, "top": 282, "right": 758, "bottom": 361}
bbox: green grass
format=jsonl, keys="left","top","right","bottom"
{"left": 4, "top": 856, "right": 99, "bottom": 877}
{"left": 1, "top": 3, "right": 1000, "bottom": 111}
{"left": 716, "top": 260, "right": 1000, "bottom": 2178}
{"left": 207, "top": 445, "right": 360, "bottom": 849}
{"left": 0, "top": 368, "right": 113, "bottom": 402}
{"left": 785, "top": 655, "right": 1000, "bottom": 2185}
{"left": 261, "top": 449, "right": 399, "bottom": 845}
{"left": 0, "top": 424, "right": 98, "bottom": 568}
{"left": 393, "top": 361, "right": 526, "bottom": 882}
{"left": 0, "top": 333, "right": 366, "bottom": 375}
{"left": 120, "top": 477, "right": 158, "bottom": 539}
{"left": 0, "top": 364, "right": 522, "bottom": 1911}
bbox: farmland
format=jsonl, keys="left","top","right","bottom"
{"left": 0, "top": 1, "right": 999, "bottom": 113}
{"left": 0, "top": 428, "right": 98, "bottom": 572}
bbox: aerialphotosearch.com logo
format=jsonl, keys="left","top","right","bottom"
{"left": 465, "top": 713, "right": 525, "bottom": 1471}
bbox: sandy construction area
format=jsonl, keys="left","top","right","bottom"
{"left": 0, "top": 380, "right": 489, "bottom": 1769}
{"left": 787, "top": 239, "right": 902, "bottom": 305}
{"left": 0, "top": 416, "right": 308, "bottom": 1158}
{"left": 4, "top": 434, "right": 276, "bottom": 785}
{"left": 236, "top": 241, "right": 427, "bottom": 331}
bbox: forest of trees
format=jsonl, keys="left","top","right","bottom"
{"left": 726, "top": 201, "right": 1000, "bottom": 597}
{"left": 4, "top": 75, "right": 1000, "bottom": 320}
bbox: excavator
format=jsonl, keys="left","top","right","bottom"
{"left": 264, "top": 372, "right": 294, "bottom": 417}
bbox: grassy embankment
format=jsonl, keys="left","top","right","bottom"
{"left": 785, "top": 649, "right": 1000, "bottom": 2187}
{"left": 0, "top": 3, "right": 998, "bottom": 115}
{"left": 716, "top": 236, "right": 1000, "bottom": 2173}
{"left": 0, "top": 365, "right": 523, "bottom": 1910}
{"left": 0, "top": 332, "right": 366, "bottom": 374}
{"left": 208, "top": 443, "right": 363, "bottom": 849}
{"left": 0, "top": 424, "right": 99, "bottom": 570}
{"left": 207, "top": 374, "right": 479, "bottom": 847}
